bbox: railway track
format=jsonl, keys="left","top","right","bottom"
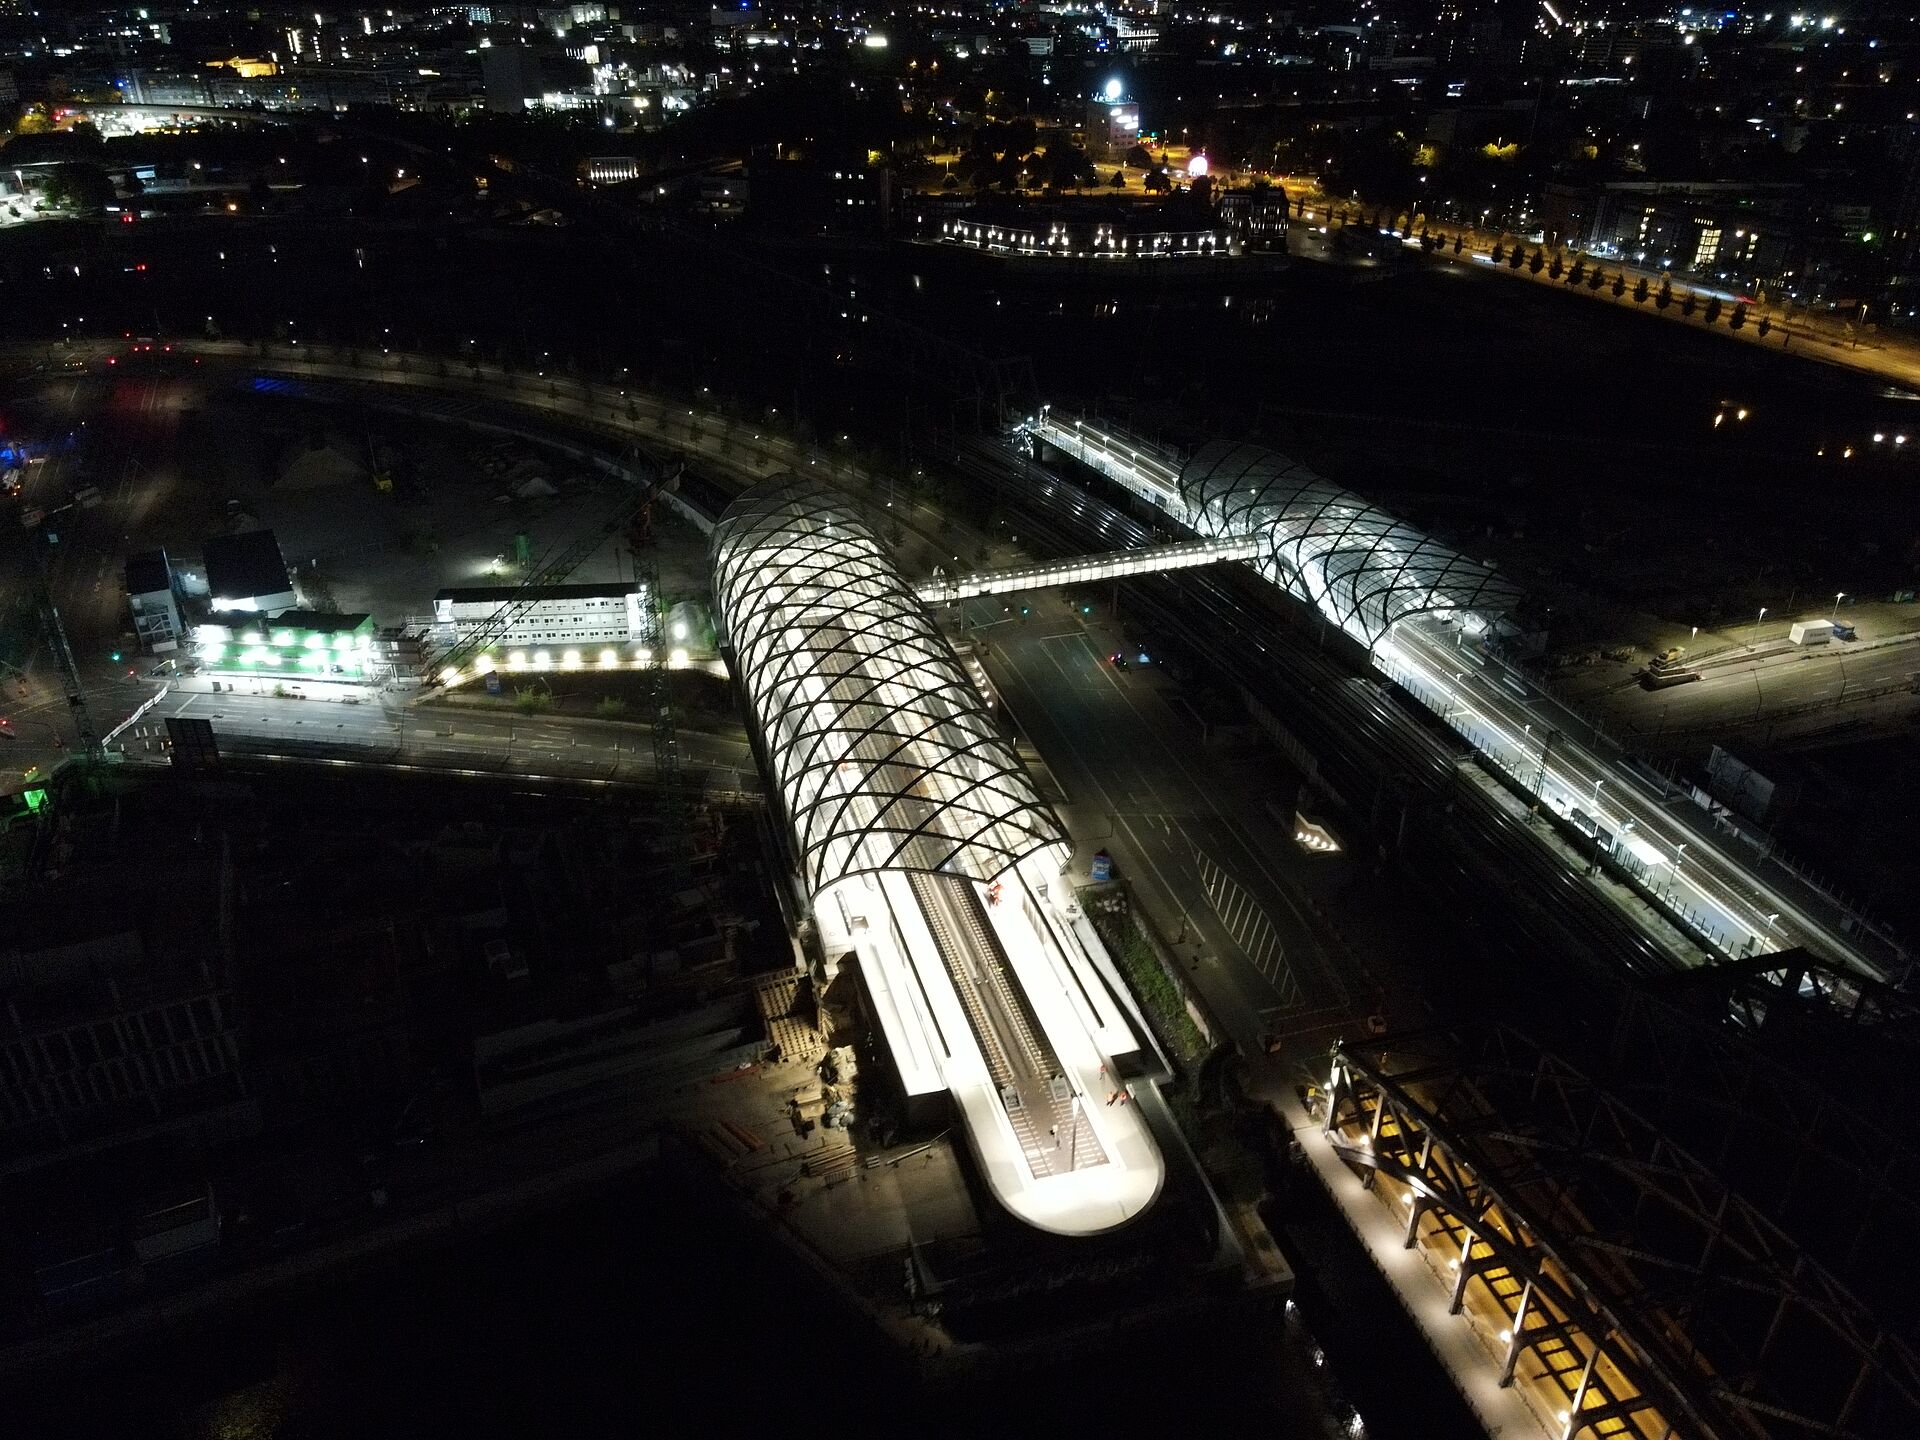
{"left": 958, "top": 439, "right": 1677, "bottom": 983}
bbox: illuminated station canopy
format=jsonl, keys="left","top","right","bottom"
{"left": 712, "top": 476, "right": 1164, "bottom": 1237}
{"left": 712, "top": 475, "right": 1069, "bottom": 897}
{"left": 1178, "top": 440, "right": 1521, "bottom": 649}
{"left": 1032, "top": 414, "right": 1519, "bottom": 651}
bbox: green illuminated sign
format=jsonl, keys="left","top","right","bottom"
{"left": 194, "top": 616, "right": 374, "bottom": 677}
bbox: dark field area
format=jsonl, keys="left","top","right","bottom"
{"left": 10, "top": 212, "right": 1910, "bottom": 641}
{"left": 7, "top": 1161, "right": 1409, "bottom": 1440}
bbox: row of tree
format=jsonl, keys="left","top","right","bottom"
{"left": 1311, "top": 202, "right": 1766, "bottom": 333}
{"left": 1476, "top": 241, "right": 1765, "bottom": 329}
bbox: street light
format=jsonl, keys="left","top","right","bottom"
{"left": 1830, "top": 591, "right": 1845, "bottom": 620}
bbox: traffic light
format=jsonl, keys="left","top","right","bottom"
{"left": 1080, "top": 604, "right": 1092, "bottom": 616}
{"left": 109, "top": 650, "right": 122, "bottom": 663}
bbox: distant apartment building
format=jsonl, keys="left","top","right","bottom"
{"left": 126, "top": 65, "right": 405, "bottom": 110}
{"left": 1085, "top": 80, "right": 1142, "bottom": 162}
{"left": 481, "top": 44, "right": 544, "bottom": 113}
{"left": 746, "top": 156, "right": 892, "bottom": 238}
{"left": 1543, "top": 179, "right": 1810, "bottom": 283}
{"left": 124, "top": 548, "right": 186, "bottom": 653}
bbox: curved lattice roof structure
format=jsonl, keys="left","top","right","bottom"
{"left": 1177, "top": 440, "right": 1519, "bottom": 649}
{"left": 712, "top": 476, "right": 1068, "bottom": 896}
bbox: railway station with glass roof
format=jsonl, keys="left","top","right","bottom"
{"left": 711, "top": 476, "right": 1164, "bottom": 1236}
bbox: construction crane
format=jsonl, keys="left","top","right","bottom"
{"left": 632, "top": 547, "right": 680, "bottom": 806}
{"left": 421, "top": 444, "right": 681, "bottom": 685}
{"left": 9, "top": 502, "right": 101, "bottom": 759}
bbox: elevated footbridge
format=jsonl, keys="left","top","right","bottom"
{"left": 710, "top": 475, "right": 1163, "bottom": 1236}
{"left": 916, "top": 535, "right": 1260, "bottom": 607}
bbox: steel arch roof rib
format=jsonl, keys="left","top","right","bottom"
{"left": 712, "top": 475, "right": 1068, "bottom": 896}
{"left": 1177, "top": 440, "right": 1519, "bottom": 648}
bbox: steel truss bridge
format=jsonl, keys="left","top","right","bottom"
{"left": 1323, "top": 1028, "right": 1920, "bottom": 1440}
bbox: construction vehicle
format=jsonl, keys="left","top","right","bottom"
{"left": 1641, "top": 646, "right": 1701, "bottom": 691}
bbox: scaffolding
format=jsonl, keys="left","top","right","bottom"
{"left": 1323, "top": 1027, "right": 1920, "bottom": 1440}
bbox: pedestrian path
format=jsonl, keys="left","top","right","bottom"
{"left": 1246, "top": 1059, "right": 1551, "bottom": 1440}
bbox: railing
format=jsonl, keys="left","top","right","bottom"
{"left": 916, "top": 536, "right": 1259, "bottom": 606}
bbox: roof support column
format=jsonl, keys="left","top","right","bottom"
{"left": 1498, "top": 1279, "right": 1534, "bottom": 1386}
{"left": 1447, "top": 1224, "right": 1476, "bottom": 1314}
{"left": 1403, "top": 1191, "right": 1427, "bottom": 1248}
{"left": 1363, "top": 1091, "right": 1392, "bottom": 1191}
{"left": 1403, "top": 1132, "right": 1435, "bottom": 1248}
{"left": 1559, "top": 1335, "right": 1604, "bottom": 1440}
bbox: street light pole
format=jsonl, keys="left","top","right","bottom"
{"left": 1665, "top": 842, "right": 1688, "bottom": 902}
{"left": 1532, "top": 727, "right": 1558, "bottom": 819}
{"left": 1584, "top": 776, "right": 1607, "bottom": 871}
{"left": 1830, "top": 591, "right": 1845, "bottom": 621}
